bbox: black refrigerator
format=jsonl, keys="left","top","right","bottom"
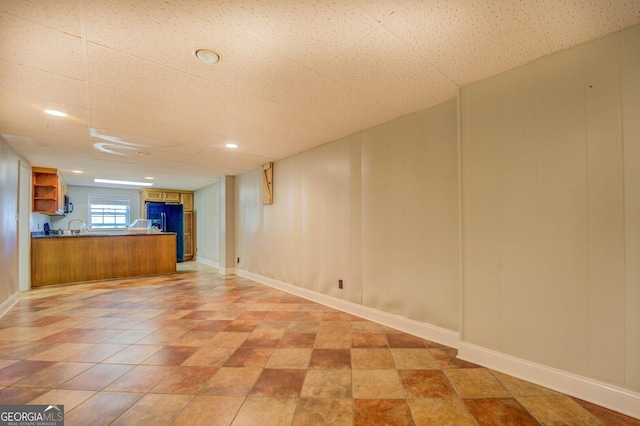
{"left": 146, "top": 201, "right": 184, "bottom": 262}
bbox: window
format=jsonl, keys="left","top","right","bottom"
{"left": 87, "top": 195, "right": 130, "bottom": 229}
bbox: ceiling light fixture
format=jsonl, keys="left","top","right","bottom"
{"left": 95, "top": 178, "right": 154, "bottom": 187}
{"left": 71, "top": 170, "right": 83, "bottom": 174}
{"left": 144, "top": 176, "right": 154, "bottom": 180}
{"left": 225, "top": 143, "right": 238, "bottom": 149}
{"left": 195, "top": 49, "right": 220, "bottom": 64}
{"left": 44, "top": 109, "right": 67, "bottom": 117}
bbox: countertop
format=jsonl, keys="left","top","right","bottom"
{"left": 31, "top": 231, "right": 176, "bottom": 238}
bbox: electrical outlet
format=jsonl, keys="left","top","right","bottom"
{"left": 338, "top": 279, "right": 343, "bottom": 289}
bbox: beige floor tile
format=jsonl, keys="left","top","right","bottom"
{"left": 293, "top": 398, "right": 353, "bottom": 426}
{"left": 266, "top": 348, "right": 312, "bottom": 369}
{"left": 181, "top": 347, "right": 236, "bottom": 367}
{"left": 231, "top": 396, "right": 298, "bottom": 426}
{"left": 408, "top": 398, "right": 477, "bottom": 425}
{"left": 200, "top": 367, "right": 262, "bottom": 395}
{"left": 28, "top": 389, "right": 96, "bottom": 411}
{"left": 207, "top": 331, "right": 251, "bottom": 347}
{"left": 301, "top": 369, "right": 352, "bottom": 398}
{"left": 518, "top": 395, "right": 605, "bottom": 425}
{"left": 351, "top": 348, "right": 395, "bottom": 369}
{"left": 390, "top": 348, "right": 440, "bottom": 370}
{"left": 14, "top": 362, "right": 93, "bottom": 388}
{"left": 352, "top": 369, "right": 405, "bottom": 399}
{"left": 64, "top": 391, "right": 143, "bottom": 425}
{"left": 27, "top": 343, "right": 94, "bottom": 361}
{"left": 491, "top": 370, "right": 560, "bottom": 396}
{"left": 173, "top": 395, "right": 245, "bottom": 426}
{"left": 444, "top": 368, "right": 512, "bottom": 398}
{"left": 103, "top": 344, "right": 163, "bottom": 364}
{"left": 111, "top": 393, "right": 192, "bottom": 425}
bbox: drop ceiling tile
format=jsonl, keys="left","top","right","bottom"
{"left": 89, "top": 111, "right": 207, "bottom": 156}
{"left": 0, "top": 90, "right": 87, "bottom": 123}
{"left": 1, "top": 0, "right": 82, "bottom": 35}
{"left": 316, "top": 25, "right": 458, "bottom": 114}
{"left": 385, "top": 0, "right": 550, "bottom": 86}
{"left": 0, "top": 14, "right": 85, "bottom": 80}
{"left": 0, "top": 109, "right": 88, "bottom": 142}
{"left": 189, "top": 148, "right": 273, "bottom": 171}
{"left": 84, "top": 0, "right": 307, "bottom": 101}
{"left": 0, "top": 64, "right": 86, "bottom": 108}
{"left": 532, "top": 0, "right": 640, "bottom": 51}
{"left": 354, "top": 0, "right": 417, "bottom": 23}
{"left": 87, "top": 44, "right": 268, "bottom": 125}
{"left": 172, "top": 0, "right": 379, "bottom": 69}
{"left": 1, "top": 131, "right": 90, "bottom": 152}
{"left": 274, "top": 71, "right": 402, "bottom": 131}
{"left": 89, "top": 84, "right": 227, "bottom": 137}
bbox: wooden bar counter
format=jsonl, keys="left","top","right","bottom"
{"left": 31, "top": 233, "right": 177, "bottom": 287}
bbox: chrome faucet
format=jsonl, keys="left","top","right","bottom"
{"left": 68, "top": 218, "right": 87, "bottom": 234}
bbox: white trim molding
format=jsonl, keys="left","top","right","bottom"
{"left": 458, "top": 341, "right": 640, "bottom": 420}
{"left": 194, "top": 257, "right": 234, "bottom": 275}
{"left": 0, "top": 293, "right": 19, "bottom": 319}
{"left": 234, "top": 268, "right": 459, "bottom": 349}
{"left": 198, "top": 266, "right": 640, "bottom": 420}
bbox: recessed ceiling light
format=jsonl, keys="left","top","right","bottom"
{"left": 95, "top": 178, "right": 154, "bottom": 187}
{"left": 71, "top": 170, "right": 83, "bottom": 174}
{"left": 225, "top": 143, "right": 238, "bottom": 149}
{"left": 195, "top": 49, "right": 220, "bottom": 64}
{"left": 44, "top": 109, "right": 67, "bottom": 117}
{"left": 145, "top": 176, "right": 154, "bottom": 180}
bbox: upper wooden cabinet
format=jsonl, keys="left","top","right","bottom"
{"left": 32, "top": 167, "right": 67, "bottom": 215}
{"left": 180, "top": 192, "right": 193, "bottom": 211}
{"left": 141, "top": 190, "right": 181, "bottom": 203}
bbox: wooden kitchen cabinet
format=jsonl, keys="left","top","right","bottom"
{"left": 183, "top": 210, "right": 193, "bottom": 259}
{"left": 181, "top": 192, "right": 194, "bottom": 211}
{"left": 31, "top": 233, "right": 176, "bottom": 287}
{"left": 32, "top": 167, "right": 67, "bottom": 215}
{"left": 140, "top": 188, "right": 195, "bottom": 261}
{"left": 142, "top": 190, "right": 181, "bottom": 202}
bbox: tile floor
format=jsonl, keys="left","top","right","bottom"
{"left": 0, "top": 262, "right": 638, "bottom": 425}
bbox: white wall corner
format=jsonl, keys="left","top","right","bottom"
{"left": 234, "top": 268, "right": 459, "bottom": 349}
{"left": 458, "top": 342, "right": 640, "bottom": 420}
{"left": 0, "top": 293, "right": 19, "bottom": 319}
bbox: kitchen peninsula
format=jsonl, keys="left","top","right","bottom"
{"left": 31, "top": 233, "right": 177, "bottom": 287}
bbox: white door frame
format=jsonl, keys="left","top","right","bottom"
{"left": 18, "top": 161, "right": 30, "bottom": 291}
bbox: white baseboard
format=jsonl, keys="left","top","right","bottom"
{"left": 194, "top": 257, "right": 234, "bottom": 275}
{"left": 229, "top": 267, "right": 639, "bottom": 420}
{"left": 194, "top": 257, "right": 219, "bottom": 268}
{"left": 0, "top": 293, "right": 19, "bottom": 319}
{"left": 234, "top": 268, "right": 459, "bottom": 349}
{"left": 458, "top": 342, "right": 640, "bottom": 420}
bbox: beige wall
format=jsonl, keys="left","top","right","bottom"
{"left": 235, "top": 99, "right": 460, "bottom": 330}
{"left": 461, "top": 25, "right": 640, "bottom": 391}
{"left": 194, "top": 181, "right": 220, "bottom": 265}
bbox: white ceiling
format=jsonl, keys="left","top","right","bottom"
{"left": 1, "top": 1, "right": 639, "bottom": 191}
